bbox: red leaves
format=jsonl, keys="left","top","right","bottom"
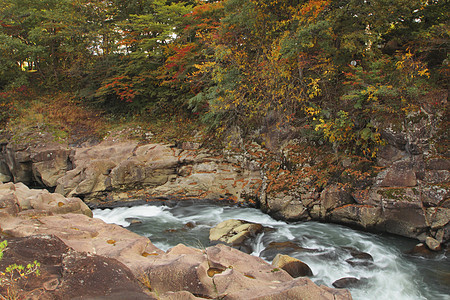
{"left": 99, "top": 76, "right": 137, "bottom": 102}
{"left": 300, "top": 0, "right": 330, "bottom": 20}
{"left": 161, "top": 43, "right": 196, "bottom": 83}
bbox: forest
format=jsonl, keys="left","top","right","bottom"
{"left": 0, "top": 2, "right": 449, "bottom": 298}
{"left": 0, "top": 0, "right": 448, "bottom": 157}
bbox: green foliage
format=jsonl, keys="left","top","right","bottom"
{"left": 0, "top": 240, "right": 6, "bottom": 260}
{"left": 169, "top": 0, "right": 447, "bottom": 157}
{"left": 0, "top": 0, "right": 447, "bottom": 156}
{"left": 0, "top": 239, "right": 41, "bottom": 298}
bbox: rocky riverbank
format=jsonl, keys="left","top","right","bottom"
{"left": 0, "top": 182, "right": 351, "bottom": 299}
{"left": 0, "top": 124, "right": 448, "bottom": 250}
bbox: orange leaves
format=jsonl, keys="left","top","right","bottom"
{"left": 98, "top": 75, "right": 138, "bottom": 103}
{"left": 300, "top": 0, "right": 330, "bottom": 21}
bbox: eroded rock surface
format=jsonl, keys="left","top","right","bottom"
{"left": 209, "top": 219, "right": 267, "bottom": 253}
{"left": 0, "top": 235, "right": 154, "bottom": 300}
{"left": 0, "top": 183, "right": 352, "bottom": 299}
{"left": 272, "top": 253, "right": 313, "bottom": 278}
{"left": 0, "top": 119, "right": 448, "bottom": 246}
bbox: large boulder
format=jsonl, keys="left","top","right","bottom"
{"left": 260, "top": 241, "right": 315, "bottom": 261}
{"left": 144, "top": 244, "right": 215, "bottom": 297}
{"left": 0, "top": 182, "right": 91, "bottom": 217}
{"left": 272, "top": 253, "right": 313, "bottom": 278}
{"left": 320, "top": 185, "right": 357, "bottom": 216}
{"left": 333, "top": 277, "right": 368, "bottom": 289}
{"left": 209, "top": 219, "right": 266, "bottom": 253}
{"left": 0, "top": 183, "right": 352, "bottom": 300}
{"left": 30, "top": 147, "right": 73, "bottom": 187}
{"left": 55, "top": 141, "right": 140, "bottom": 197}
{"left": 0, "top": 140, "right": 72, "bottom": 187}
{"left": 205, "top": 244, "right": 351, "bottom": 300}
{"left": 0, "top": 235, "right": 155, "bottom": 300}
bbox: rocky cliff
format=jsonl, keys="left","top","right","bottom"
{"left": 0, "top": 182, "right": 351, "bottom": 299}
{"left": 0, "top": 115, "right": 448, "bottom": 250}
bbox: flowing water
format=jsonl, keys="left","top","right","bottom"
{"left": 93, "top": 202, "right": 450, "bottom": 300}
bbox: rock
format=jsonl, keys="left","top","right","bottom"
{"left": 343, "top": 247, "right": 374, "bottom": 261}
{"left": 265, "top": 193, "right": 310, "bottom": 221}
{"left": 145, "top": 244, "right": 215, "bottom": 297}
{"left": 209, "top": 219, "right": 265, "bottom": 253}
{"left": 345, "top": 258, "right": 374, "bottom": 268}
{"left": 223, "top": 277, "right": 352, "bottom": 300}
{"left": 406, "top": 243, "right": 435, "bottom": 257}
{"left": 379, "top": 161, "right": 417, "bottom": 187}
{"left": 0, "top": 192, "right": 20, "bottom": 216}
{"left": 425, "top": 236, "right": 442, "bottom": 251}
{"left": 3, "top": 143, "right": 33, "bottom": 184}
{"left": 159, "top": 291, "right": 203, "bottom": 300}
{"left": 0, "top": 158, "right": 12, "bottom": 182}
{"left": 343, "top": 247, "right": 374, "bottom": 268}
{"left": 378, "top": 199, "right": 428, "bottom": 239}
{"left": 329, "top": 204, "right": 382, "bottom": 230}
{"left": 0, "top": 183, "right": 351, "bottom": 300}
{"left": 260, "top": 241, "right": 315, "bottom": 261}
{"left": 0, "top": 235, "right": 154, "bottom": 299}
{"left": 377, "top": 145, "right": 405, "bottom": 167}
{"left": 272, "top": 254, "right": 313, "bottom": 277}
{"left": 421, "top": 185, "right": 448, "bottom": 207}
{"left": 178, "top": 141, "right": 201, "bottom": 150}
{"left": 0, "top": 207, "right": 164, "bottom": 274}
{"left": 0, "top": 182, "right": 92, "bottom": 217}
{"left": 426, "top": 158, "right": 450, "bottom": 170}
{"left": 1, "top": 142, "right": 73, "bottom": 187}
{"left": 333, "top": 277, "right": 367, "bottom": 289}
{"left": 55, "top": 142, "right": 139, "bottom": 197}
{"left": 321, "top": 185, "right": 356, "bottom": 214}
{"left": 31, "top": 148, "right": 72, "bottom": 187}
{"left": 427, "top": 207, "right": 450, "bottom": 230}
{"left": 424, "top": 170, "right": 450, "bottom": 184}
{"left": 146, "top": 243, "right": 346, "bottom": 299}
{"left": 204, "top": 244, "right": 351, "bottom": 299}
{"left": 185, "top": 221, "right": 195, "bottom": 228}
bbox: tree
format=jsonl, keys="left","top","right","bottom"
{"left": 88, "top": 0, "right": 192, "bottom": 115}
{"left": 171, "top": 0, "right": 447, "bottom": 156}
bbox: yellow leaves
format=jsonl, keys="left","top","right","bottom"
{"left": 307, "top": 77, "right": 321, "bottom": 98}
{"left": 395, "top": 49, "right": 430, "bottom": 80}
{"left": 417, "top": 68, "right": 430, "bottom": 78}
{"left": 193, "top": 61, "right": 216, "bottom": 74}
{"left": 363, "top": 85, "right": 378, "bottom": 102}
{"left": 405, "top": 51, "right": 413, "bottom": 59}
{"left": 304, "top": 106, "right": 321, "bottom": 116}
{"left": 300, "top": 0, "right": 330, "bottom": 22}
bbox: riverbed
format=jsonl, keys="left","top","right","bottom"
{"left": 94, "top": 202, "right": 450, "bottom": 300}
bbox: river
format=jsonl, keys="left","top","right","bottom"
{"left": 93, "top": 202, "right": 449, "bottom": 300}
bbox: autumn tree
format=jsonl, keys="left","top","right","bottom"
{"left": 173, "top": 0, "right": 448, "bottom": 156}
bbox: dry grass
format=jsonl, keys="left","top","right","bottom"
{"left": 4, "top": 92, "right": 112, "bottom": 144}
{"left": 137, "top": 272, "right": 152, "bottom": 292}
{"left": 13, "top": 92, "right": 107, "bottom": 138}
{"left": 4, "top": 90, "right": 207, "bottom": 146}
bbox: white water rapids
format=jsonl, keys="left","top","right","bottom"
{"left": 93, "top": 203, "right": 450, "bottom": 300}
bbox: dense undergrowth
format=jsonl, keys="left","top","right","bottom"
{"left": 0, "top": 0, "right": 447, "bottom": 160}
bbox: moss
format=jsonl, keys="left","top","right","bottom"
{"left": 377, "top": 188, "right": 414, "bottom": 201}
{"left": 271, "top": 268, "right": 280, "bottom": 272}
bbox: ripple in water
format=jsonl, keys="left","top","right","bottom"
{"left": 93, "top": 203, "right": 450, "bottom": 300}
